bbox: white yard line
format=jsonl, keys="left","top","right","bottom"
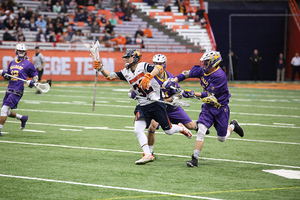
{"left": 22, "top": 129, "right": 46, "bottom": 133}
{"left": 59, "top": 129, "right": 82, "bottom": 131}
{"left": 0, "top": 140, "right": 299, "bottom": 169}
{"left": 0, "top": 174, "right": 221, "bottom": 200}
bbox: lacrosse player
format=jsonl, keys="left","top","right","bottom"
{"left": 93, "top": 49, "right": 193, "bottom": 165}
{"left": 0, "top": 43, "right": 38, "bottom": 136}
{"left": 163, "top": 51, "right": 244, "bottom": 167}
{"left": 129, "top": 54, "right": 210, "bottom": 156}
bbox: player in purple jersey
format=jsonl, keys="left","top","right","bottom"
{"left": 163, "top": 51, "right": 244, "bottom": 167}
{"left": 129, "top": 54, "right": 210, "bottom": 156}
{"left": 0, "top": 43, "right": 38, "bottom": 136}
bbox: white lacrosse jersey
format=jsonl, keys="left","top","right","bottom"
{"left": 117, "top": 62, "right": 162, "bottom": 106}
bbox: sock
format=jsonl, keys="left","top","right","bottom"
{"left": 193, "top": 150, "right": 200, "bottom": 159}
{"left": 142, "top": 145, "right": 151, "bottom": 155}
{"left": 0, "top": 124, "right": 3, "bottom": 131}
{"left": 16, "top": 114, "right": 22, "bottom": 120}
{"left": 149, "top": 145, "right": 153, "bottom": 154}
{"left": 229, "top": 124, "right": 235, "bottom": 131}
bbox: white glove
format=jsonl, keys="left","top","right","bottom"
{"left": 0, "top": 70, "right": 3, "bottom": 74}
{"left": 27, "top": 80, "right": 35, "bottom": 88}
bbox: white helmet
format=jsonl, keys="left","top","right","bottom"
{"left": 200, "top": 51, "right": 222, "bottom": 73}
{"left": 152, "top": 54, "right": 167, "bottom": 69}
{"left": 15, "top": 43, "right": 28, "bottom": 60}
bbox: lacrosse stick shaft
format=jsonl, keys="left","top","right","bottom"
{"left": 92, "top": 71, "right": 98, "bottom": 111}
{"left": 5, "top": 74, "right": 27, "bottom": 82}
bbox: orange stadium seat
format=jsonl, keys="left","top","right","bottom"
{"left": 88, "top": 6, "right": 95, "bottom": 11}
{"left": 161, "top": 18, "right": 175, "bottom": 25}
{"left": 77, "top": 22, "right": 85, "bottom": 27}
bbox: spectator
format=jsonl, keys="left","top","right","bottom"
{"left": 3, "top": 10, "right": 13, "bottom": 27}
{"left": 143, "top": 25, "right": 152, "bottom": 38}
{"left": 110, "top": 33, "right": 126, "bottom": 50}
{"left": 17, "top": 28, "right": 26, "bottom": 41}
{"left": 95, "top": 0, "right": 104, "bottom": 10}
{"left": 110, "top": 30, "right": 116, "bottom": 39}
{"left": 99, "top": 14, "right": 106, "bottom": 24}
{"left": 18, "top": 8, "right": 26, "bottom": 20}
{"left": 183, "top": 0, "right": 190, "bottom": 7}
{"left": 104, "top": 21, "right": 114, "bottom": 34}
{"left": 178, "top": 2, "right": 187, "bottom": 15}
{"left": 164, "top": 2, "right": 171, "bottom": 12}
{"left": 200, "top": 17, "right": 207, "bottom": 28}
{"left": 56, "top": 31, "right": 66, "bottom": 42}
{"left": 174, "top": 0, "right": 182, "bottom": 6}
{"left": 13, "top": 18, "right": 19, "bottom": 30}
{"left": 250, "top": 49, "right": 262, "bottom": 81}
{"left": 29, "top": 17, "right": 37, "bottom": 31}
{"left": 77, "top": 9, "right": 87, "bottom": 22}
{"left": 101, "top": 31, "right": 110, "bottom": 47}
{"left": 158, "top": 0, "right": 168, "bottom": 6}
{"left": 134, "top": 33, "right": 144, "bottom": 48}
{"left": 0, "top": 19, "right": 5, "bottom": 30}
{"left": 87, "top": 0, "right": 94, "bottom": 6}
{"left": 196, "top": 6, "right": 205, "bottom": 19}
{"left": 19, "top": 17, "right": 28, "bottom": 30}
{"left": 147, "top": 0, "right": 156, "bottom": 6}
{"left": 12, "top": 31, "right": 17, "bottom": 41}
{"left": 60, "top": 1, "right": 68, "bottom": 13}
{"left": 69, "top": 0, "right": 78, "bottom": 9}
{"left": 134, "top": 25, "right": 144, "bottom": 39}
{"left": 91, "top": 20, "right": 100, "bottom": 33}
{"left": 49, "top": 31, "right": 56, "bottom": 42}
{"left": 109, "top": 12, "right": 118, "bottom": 25}
{"left": 46, "top": 0, "right": 53, "bottom": 11}
{"left": 276, "top": 53, "right": 285, "bottom": 82}
{"left": 291, "top": 52, "right": 300, "bottom": 81}
{"left": 35, "top": 16, "right": 47, "bottom": 29}
{"left": 3, "top": 27, "right": 12, "bottom": 40}
{"left": 123, "top": 3, "right": 133, "bottom": 21}
{"left": 193, "top": 15, "right": 200, "bottom": 26}
{"left": 55, "top": 12, "right": 62, "bottom": 25}
{"left": 2, "top": 0, "right": 14, "bottom": 13}
{"left": 46, "top": 23, "right": 55, "bottom": 35}
{"left": 87, "top": 10, "right": 96, "bottom": 25}
{"left": 36, "top": 28, "right": 47, "bottom": 42}
{"left": 62, "top": 13, "right": 69, "bottom": 24}
{"left": 186, "top": 11, "right": 194, "bottom": 22}
{"left": 5, "top": 18, "right": 14, "bottom": 30}
{"left": 31, "top": 13, "right": 38, "bottom": 22}
{"left": 70, "top": 30, "right": 83, "bottom": 43}
{"left": 53, "top": 2, "right": 61, "bottom": 13}
{"left": 125, "top": 33, "right": 132, "bottom": 44}
{"left": 38, "top": 0, "right": 48, "bottom": 12}
{"left": 25, "top": 7, "right": 33, "bottom": 21}
{"left": 54, "top": 22, "right": 63, "bottom": 34}
{"left": 115, "top": 6, "right": 125, "bottom": 20}
{"left": 66, "top": 25, "right": 75, "bottom": 38}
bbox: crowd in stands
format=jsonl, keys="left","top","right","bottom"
{"left": 0, "top": 0, "right": 151, "bottom": 49}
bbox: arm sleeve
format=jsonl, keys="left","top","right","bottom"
{"left": 116, "top": 71, "right": 126, "bottom": 81}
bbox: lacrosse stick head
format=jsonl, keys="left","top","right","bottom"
{"left": 90, "top": 40, "right": 100, "bottom": 60}
{"left": 35, "top": 83, "right": 50, "bottom": 93}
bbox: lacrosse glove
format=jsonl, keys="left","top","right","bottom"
{"left": 162, "top": 78, "right": 176, "bottom": 89}
{"left": 139, "top": 73, "right": 153, "bottom": 90}
{"left": 201, "top": 95, "right": 221, "bottom": 108}
{"left": 0, "top": 70, "right": 9, "bottom": 80}
{"left": 182, "top": 90, "right": 195, "bottom": 98}
{"left": 93, "top": 60, "right": 104, "bottom": 72}
{"left": 26, "top": 80, "right": 35, "bottom": 88}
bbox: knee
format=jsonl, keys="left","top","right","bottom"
{"left": 1, "top": 106, "right": 10, "bottom": 116}
{"left": 185, "top": 121, "right": 197, "bottom": 130}
{"left": 196, "top": 123, "right": 207, "bottom": 141}
{"left": 218, "top": 136, "right": 226, "bottom": 142}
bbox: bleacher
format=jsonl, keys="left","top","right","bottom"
{"left": 1, "top": 0, "right": 200, "bottom": 53}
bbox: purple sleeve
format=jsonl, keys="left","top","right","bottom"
{"left": 188, "top": 65, "right": 203, "bottom": 78}
{"left": 28, "top": 63, "right": 38, "bottom": 78}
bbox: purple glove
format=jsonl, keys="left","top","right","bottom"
{"left": 26, "top": 80, "right": 35, "bottom": 88}
{"left": 1, "top": 70, "right": 9, "bottom": 80}
{"left": 162, "top": 78, "right": 175, "bottom": 89}
{"left": 182, "top": 90, "right": 195, "bottom": 98}
{"left": 128, "top": 91, "right": 137, "bottom": 99}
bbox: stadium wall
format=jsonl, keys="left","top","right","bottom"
{"left": 208, "top": 1, "right": 289, "bottom": 81}
{"left": 0, "top": 50, "right": 203, "bottom": 81}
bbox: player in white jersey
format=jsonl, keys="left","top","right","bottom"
{"left": 93, "top": 49, "right": 193, "bottom": 165}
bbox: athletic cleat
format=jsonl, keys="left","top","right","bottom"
{"left": 186, "top": 155, "right": 198, "bottom": 167}
{"left": 178, "top": 123, "right": 193, "bottom": 139}
{"left": 47, "top": 79, "right": 52, "bottom": 87}
{"left": 143, "top": 152, "right": 156, "bottom": 160}
{"left": 135, "top": 154, "right": 155, "bottom": 165}
{"left": 20, "top": 115, "right": 28, "bottom": 130}
{"left": 230, "top": 119, "right": 244, "bottom": 137}
{"left": 35, "top": 90, "right": 41, "bottom": 94}
{"left": 205, "top": 129, "right": 210, "bottom": 135}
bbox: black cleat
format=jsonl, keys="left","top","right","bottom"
{"left": 186, "top": 155, "right": 198, "bottom": 167}
{"left": 205, "top": 129, "right": 210, "bottom": 135}
{"left": 47, "top": 79, "right": 52, "bottom": 87}
{"left": 35, "top": 90, "right": 41, "bottom": 94}
{"left": 230, "top": 119, "right": 244, "bottom": 137}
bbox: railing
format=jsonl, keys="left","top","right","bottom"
{"left": 289, "top": 0, "right": 300, "bottom": 30}
{"left": 200, "top": 0, "right": 216, "bottom": 51}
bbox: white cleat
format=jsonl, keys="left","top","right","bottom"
{"left": 135, "top": 154, "right": 155, "bottom": 165}
{"left": 178, "top": 123, "right": 193, "bottom": 139}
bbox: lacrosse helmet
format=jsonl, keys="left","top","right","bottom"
{"left": 200, "top": 51, "right": 222, "bottom": 73}
{"left": 122, "top": 49, "right": 142, "bottom": 69}
{"left": 15, "top": 43, "right": 28, "bottom": 60}
{"left": 152, "top": 54, "right": 167, "bottom": 69}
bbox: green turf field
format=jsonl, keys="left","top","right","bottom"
{"left": 0, "top": 81, "right": 299, "bottom": 200}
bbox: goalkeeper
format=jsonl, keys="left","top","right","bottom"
{"left": 163, "top": 51, "right": 244, "bottom": 167}
{"left": 0, "top": 43, "right": 38, "bottom": 136}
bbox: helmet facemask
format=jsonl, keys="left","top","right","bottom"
{"left": 15, "top": 44, "right": 28, "bottom": 61}
{"left": 200, "top": 51, "right": 222, "bottom": 73}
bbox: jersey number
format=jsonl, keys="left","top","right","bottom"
{"left": 133, "top": 83, "right": 154, "bottom": 97}
{"left": 11, "top": 70, "right": 19, "bottom": 81}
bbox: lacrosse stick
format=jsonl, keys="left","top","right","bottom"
{"left": 169, "top": 86, "right": 190, "bottom": 107}
{"left": 90, "top": 40, "right": 100, "bottom": 111}
{"left": 5, "top": 74, "right": 50, "bottom": 93}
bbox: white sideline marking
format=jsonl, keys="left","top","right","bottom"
{"left": 0, "top": 174, "right": 221, "bottom": 200}
{"left": 1, "top": 132, "right": 9, "bottom": 134}
{"left": 59, "top": 129, "right": 82, "bottom": 132}
{"left": 0, "top": 140, "right": 299, "bottom": 169}
{"left": 22, "top": 129, "right": 46, "bottom": 133}
{"left": 273, "top": 123, "right": 295, "bottom": 126}
{"left": 6, "top": 120, "right": 300, "bottom": 145}
{"left": 263, "top": 169, "right": 300, "bottom": 179}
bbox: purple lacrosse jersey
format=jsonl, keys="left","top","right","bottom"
{"left": 188, "top": 65, "right": 231, "bottom": 136}
{"left": 7, "top": 59, "right": 38, "bottom": 92}
{"left": 154, "top": 71, "right": 192, "bottom": 125}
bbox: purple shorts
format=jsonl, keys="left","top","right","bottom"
{"left": 167, "top": 106, "right": 192, "bottom": 125}
{"left": 197, "top": 103, "right": 230, "bottom": 137}
{"left": 2, "top": 92, "right": 22, "bottom": 109}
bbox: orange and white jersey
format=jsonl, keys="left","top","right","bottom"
{"left": 118, "top": 62, "right": 162, "bottom": 106}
